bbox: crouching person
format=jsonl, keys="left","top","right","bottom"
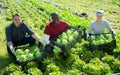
{"left": 44, "top": 12, "right": 69, "bottom": 55}
{"left": 87, "top": 10, "right": 115, "bottom": 39}
{"left": 5, "top": 13, "right": 44, "bottom": 57}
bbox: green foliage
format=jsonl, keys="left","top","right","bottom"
{"left": 67, "top": 69, "right": 82, "bottom": 75}
{"left": 72, "top": 59, "right": 85, "bottom": 70}
{"left": 80, "top": 50, "right": 94, "bottom": 63}
{"left": 102, "top": 54, "right": 120, "bottom": 73}
{"left": 111, "top": 59, "right": 120, "bottom": 73}
{"left": 83, "top": 58, "right": 112, "bottom": 75}
{"left": 102, "top": 54, "right": 115, "bottom": 65}
{"left": 90, "top": 34, "right": 113, "bottom": 45}
{"left": 113, "top": 33, "right": 120, "bottom": 55}
{"left": 27, "top": 67, "right": 42, "bottom": 75}
{"left": 1, "top": 0, "right": 120, "bottom": 74}
{"left": 16, "top": 46, "right": 42, "bottom": 62}
{"left": 92, "top": 50, "right": 105, "bottom": 58}
{"left": 53, "top": 45, "right": 62, "bottom": 57}
{"left": 44, "top": 63, "right": 60, "bottom": 74}
{"left": 49, "top": 71, "right": 64, "bottom": 75}
{"left": 4, "top": 63, "right": 25, "bottom": 75}
{"left": 24, "top": 62, "right": 43, "bottom": 75}
{"left": 26, "top": 61, "right": 38, "bottom": 69}
{"left": 56, "top": 29, "right": 79, "bottom": 45}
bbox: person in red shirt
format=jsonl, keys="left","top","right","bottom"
{"left": 44, "top": 12, "right": 69, "bottom": 55}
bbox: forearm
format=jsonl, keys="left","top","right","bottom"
{"left": 32, "top": 33, "right": 42, "bottom": 41}
{"left": 105, "top": 22, "right": 114, "bottom": 33}
{"left": 107, "top": 26, "right": 113, "bottom": 33}
{"left": 44, "top": 34, "right": 54, "bottom": 47}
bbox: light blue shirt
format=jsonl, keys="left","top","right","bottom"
{"left": 88, "top": 20, "right": 114, "bottom": 34}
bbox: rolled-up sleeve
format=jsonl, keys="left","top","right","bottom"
{"left": 24, "top": 23, "right": 34, "bottom": 35}
{"left": 6, "top": 27, "right": 12, "bottom": 42}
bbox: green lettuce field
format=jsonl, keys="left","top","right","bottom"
{"left": 0, "top": 0, "right": 120, "bottom": 75}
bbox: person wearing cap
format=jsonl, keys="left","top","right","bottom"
{"left": 6, "top": 13, "right": 44, "bottom": 56}
{"left": 87, "top": 10, "right": 115, "bottom": 38}
{"left": 44, "top": 12, "right": 69, "bottom": 55}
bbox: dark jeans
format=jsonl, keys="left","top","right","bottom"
{"left": 45, "top": 44, "right": 67, "bottom": 60}
{"left": 7, "top": 36, "right": 36, "bottom": 55}
{"left": 45, "top": 45, "right": 54, "bottom": 55}
{"left": 44, "top": 38, "right": 57, "bottom": 55}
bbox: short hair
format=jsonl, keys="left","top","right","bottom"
{"left": 12, "top": 13, "right": 21, "bottom": 19}
{"left": 50, "top": 12, "right": 59, "bottom": 18}
{"left": 95, "top": 10, "right": 104, "bottom": 15}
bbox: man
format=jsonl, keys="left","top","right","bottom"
{"left": 87, "top": 10, "right": 115, "bottom": 38}
{"left": 6, "top": 13, "right": 43, "bottom": 55}
{"left": 44, "top": 12, "right": 69, "bottom": 55}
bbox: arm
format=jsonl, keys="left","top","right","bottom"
{"left": 87, "top": 23, "right": 93, "bottom": 35}
{"left": 44, "top": 34, "right": 54, "bottom": 47}
{"left": 25, "top": 23, "right": 43, "bottom": 42}
{"left": 6, "top": 27, "right": 13, "bottom": 48}
{"left": 7, "top": 41, "right": 14, "bottom": 49}
{"left": 44, "top": 25, "right": 54, "bottom": 46}
{"left": 105, "top": 21, "right": 115, "bottom": 34}
{"left": 86, "top": 23, "right": 93, "bottom": 39}
{"left": 6, "top": 27, "right": 15, "bottom": 51}
{"left": 32, "top": 33, "right": 43, "bottom": 42}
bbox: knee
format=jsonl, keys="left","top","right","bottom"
{"left": 28, "top": 36, "right": 36, "bottom": 45}
{"left": 45, "top": 45, "right": 53, "bottom": 54}
{"left": 30, "top": 37, "right": 36, "bottom": 43}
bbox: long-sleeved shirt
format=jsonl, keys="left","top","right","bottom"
{"left": 88, "top": 20, "right": 114, "bottom": 34}
{"left": 6, "top": 22, "right": 34, "bottom": 42}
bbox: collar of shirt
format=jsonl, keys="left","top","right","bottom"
{"left": 11, "top": 22, "right": 23, "bottom": 29}
{"left": 95, "top": 20, "right": 104, "bottom": 24}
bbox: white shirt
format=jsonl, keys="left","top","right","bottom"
{"left": 44, "top": 34, "right": 50, "bottom": 45}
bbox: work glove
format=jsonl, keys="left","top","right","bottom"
{"left": 86, "top": 34, "right": 90, "bottom": 40}
{"left": 10, "top": 46, "right": 16, "bottom": 55}
{"left": 113, "top": 32, "right": 116, "bottom": 36}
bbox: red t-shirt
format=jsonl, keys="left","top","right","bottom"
{"left": 44, "top": 20, "right": 69, "bottom": 39}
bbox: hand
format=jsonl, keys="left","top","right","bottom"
{"left": 86, "top": 34, "right": 90, "bottom": 39}
{"left": 49, "top": 41, "right": 55, "bottom": 47}
{"left": 49, "top": 42, "right": 54, "bottom": 47}
{"left": 10, "top": 46, "right": 15, "bottom": 54}
{"left": 113, "top": 32, "right": 116, "bottom": 36}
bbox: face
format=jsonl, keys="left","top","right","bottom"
{"left": 96, "top": 13, "right": 103, "bottom": 21}
{"left": 13, "top": 16, "right": 22, "bottom": 27}
{"left": 52, "top": 15, "right": 60, "bottom": 25}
